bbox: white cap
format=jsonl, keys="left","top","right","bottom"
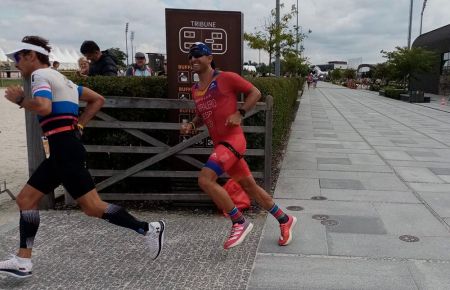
{"left": 6, "top": 42, "right": 50, "bottom": 61}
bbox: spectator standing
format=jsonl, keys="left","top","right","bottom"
{"left": 51, "top": 61, "right": 60, "bottom": 70}
{"left": 80, "top": 40, "right": 117, "bottom": 76}
{"left": 126, "top": 52, "right": 152, "bottom": 76}
{"left": 306, "top": 72, "right": 313, "bottom": 89}
{"left": 76, "top": 57, "right": 89, "bottom": 77}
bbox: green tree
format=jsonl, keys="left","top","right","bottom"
{"left": 106, "top": 47, "right": 127, "bottom": 70}
{"left": 381, "top": 46, "right": 438, "bottom": 88}
{"left": 244, "top": 3, "right": 303, "bottom": 74}
{"left": 256, "top": 63, "right": 272, "bottom": 76}
{"left": 281, "top": 51, "right": 308, "bottom": 76}
{"left": 372, "top": 62, "right": 393, "bottom": 85}
{"left": 343, "top": 68, "right": 356, "bottom": 80}
{"left": 330, "top": 69, "right": 342, "bottom": 82}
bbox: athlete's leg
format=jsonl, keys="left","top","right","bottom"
{"left": 76, "top": 189, "right": 149, "bottom": 234}
{"left": 198, "top": 167, "right": 234, "bottom": 212}
{"left": 0, "top": 158, "right": 59, "bottom": 278}
{"left": 15, "top": 185, "right": 45, "bottom": 259}
{"left": 199, "top": 145, "right": 253, "bottom": 249}
{"left": 75, "top": 189, "right": 164, "bottom": 259}
{"left": 230, "top": 160, "right": 297, "bottom": 246}
{"left": 57, "top": 133, "right": 165, "bottom": 259}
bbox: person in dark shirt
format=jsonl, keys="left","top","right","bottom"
{"left": 80, "top": 40, "right": 117, "bottom": 76}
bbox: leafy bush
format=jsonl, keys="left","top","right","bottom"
{"left": 68, "top": 75, "right": 302, "bottom": 195}
{"left": 384, "top": 87, "right": 406, "bottom": 99}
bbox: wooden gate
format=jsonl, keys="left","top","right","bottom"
{"left": 27, "top": 95, "right": 273, "bottom": 205}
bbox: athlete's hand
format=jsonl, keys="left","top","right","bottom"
{"left": 225, "top": 111, "right": 242, "bottom": 127}
{"left": 5, "top": 86, "right": 25, "bottom": 104}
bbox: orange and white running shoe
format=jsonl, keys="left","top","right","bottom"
{"left": 223, "top": 220, "right": 253, "bottom": 249}
{"left": 279, "top": 215, "right": 297, "bottom": 246}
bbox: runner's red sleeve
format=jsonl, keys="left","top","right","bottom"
{"left": 222, "top": 72, "right": 254, "bottom": 95}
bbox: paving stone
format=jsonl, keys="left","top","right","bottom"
{"left": 429, "top": 167, "right": 450, "bottom": 175}
{"left": 394, "top": 167, "right": 444, "bottom": 183}
{"left": 318, "top": 164, "right": 393, "bottom": 173}
{"left": 378, "top": 150, "right": 415, "bottom": 161}
{"left": 248, "top": 255, "right": 418, "bottom": 290}
{"left": 410, "top": 261, "right": 450, "bottom": 290}
{"left": 313, "top": 133, "right": 337, "bottom": 138}
{"left": 325, "top": 215, "right": 387, "bottom": 235}
{"left": 408, "top": 182, "right": 450, "bottom": 193}
{"left": 274, "top": 177, "right": 320, "bottom": 199}
{"left": 316, "top": 157, "right": 352, "bottom": 165}
{"left": 315, "top": 143, "right": 344, "bottom": 149}
{"left": 391, "top": 139, "right": 418, "bottom": 145}
{"left": 319, "top": 178, "right": 365, "bottom": 190}
{"left": 373, "top": 203, "right": 450, "bottom": 236}
{"left": 328, "top": 233, "right": 450, "bottom": 260}
{"left": 348, "top": 154, "right": 386, "bottom": 165}
{"left": 0, "top": 210, "right": 265, "bottom": 289}
{"left": 406, "top": 151, "right": 439, "bottom": 157}
{"left": 320, "top": 189, "right": 419, "bottom": 203}
{"left": 419, "top": 192, "right": 450, "bottom": 218}
{"left": 437, "top": 175, "right": 450, "bottom": 182}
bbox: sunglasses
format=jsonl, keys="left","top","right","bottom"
{"left": 135, "top": 57, "right": 145, "bottom": 60}
{"left": 188, "top": 51, "right": 206, "bottom": 59}
{"left": 13, "top": 52, "right": 22, "bottom": 63}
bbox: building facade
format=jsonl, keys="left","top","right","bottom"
{"left": 411, "top": 24, "right": 450, "bottom": 95}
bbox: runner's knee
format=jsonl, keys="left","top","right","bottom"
{"left": 16, "top": 191, "right": 40, "bottom": 210}
{"left": 198, "top": 175, "right": 214, "bottom": 192}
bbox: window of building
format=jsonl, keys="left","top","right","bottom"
{"left": 442, "top": 52, "right": 450, "bottom": 75}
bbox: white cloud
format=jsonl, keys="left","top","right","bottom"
{"left": 1, "top": 0, "right": 448, "bottom": 66}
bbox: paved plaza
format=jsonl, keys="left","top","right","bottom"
{"left": 248, "top": 82, "right": 450, "bottom": 289}
{"left": 1, "top": 83, "right": 450, "bottom": 289}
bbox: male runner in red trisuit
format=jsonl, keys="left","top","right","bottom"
{"left": 181, "top": 42, "right": 297, "bottom": 249}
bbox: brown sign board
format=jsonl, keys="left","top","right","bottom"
{"left": 165, "top": 8, "right": 243, "bottom": 145}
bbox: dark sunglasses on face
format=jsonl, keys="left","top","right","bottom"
{"left": 135, "top": 57, "right": 145, "bottom": 60}
{"left": 13, "top": 52, "right": 22, "bottom": 63}
{"left": 188, "top": 51, "right": 206, "bottom": 59}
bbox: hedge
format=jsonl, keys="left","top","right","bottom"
{"left": 68, "top": 75, "right": 303, "bottom": 193}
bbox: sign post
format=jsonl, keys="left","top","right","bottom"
{"left": 165, "top": 8, "right": 243, "bottom": 145}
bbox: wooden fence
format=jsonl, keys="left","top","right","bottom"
{"left": 26, "top": 93, "right": 273, "bottom": 208}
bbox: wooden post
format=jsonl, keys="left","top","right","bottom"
{"left": 23, "top": 76, "right": 55, "bottom": 209}
{"left": 264, "top": 95, "right": 273, "bottom": 192}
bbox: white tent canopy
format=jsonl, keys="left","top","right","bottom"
{"left": 0, "top": 47, "right": 8, "bottom": 62}
{"left": 0, "top": 45, "right": 80, "bottom": 71}
{"left": 49, "top": 46, "right": 81, "bottom": 69}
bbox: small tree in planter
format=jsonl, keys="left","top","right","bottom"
{"left": 381, "top": 46, "right": 438, "bottom": 91}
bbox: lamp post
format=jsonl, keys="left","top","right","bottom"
{"left": 296, "top": 0, "right": 299, "bottom": 57}
{"left": 275, "top": 0, "right": 281, "bottom": 76}
{"left": 407, "top": 0, "right": 413, "bottom": 48}
{"left": 130, "top": 31, "right": 135, "bottom": 63}
{"left": 125, "top": 22, "right": 129, "bottom": 66}
{"left": 420, "top": 0, "right": 428, "bottom": 35}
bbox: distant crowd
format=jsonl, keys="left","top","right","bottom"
{"left": 53, "top": 40, "right": 166, "bottom": 77}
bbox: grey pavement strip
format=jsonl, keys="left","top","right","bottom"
{"left": 0, "top": 209, "right": 266, "bottom": 289}
{"left": 248, "top": 83, "right": 450, "bottom": 289}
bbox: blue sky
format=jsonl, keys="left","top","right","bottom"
{"left": 1, "top": 0, "right": 449, "bottom": 65}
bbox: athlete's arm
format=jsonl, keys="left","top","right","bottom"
{"left": 78, "top": 87, "right": 105, "bottom": 127}
{"left": 4, "top": 85, "right": 51, "bottom": 116}
{"left": 240, "top": 86, "right": 262, "bottom": 113}
{"left": 226, "top": 85, "right": 262, "bottom": 127}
